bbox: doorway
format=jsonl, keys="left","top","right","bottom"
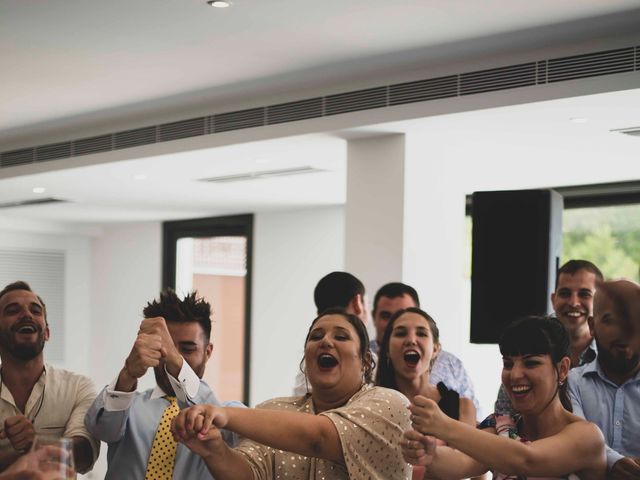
{"left": 163, "top": 214, "right": 253, "bottom": 404}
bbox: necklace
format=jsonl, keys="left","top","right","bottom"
{"left": 0, "top": 366, "right": 46, "bottom": 423}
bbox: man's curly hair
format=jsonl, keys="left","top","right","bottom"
{"left": 143, "top": 289, "right": 212, "bottom": 340}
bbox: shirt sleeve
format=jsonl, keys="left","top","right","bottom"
{"left": 167, "top": 361, "right": 200, "bottom": 405}
{"left": 62, "top": 374, "right": 100, "bottom": 472}
{"left": 320, "top": 387, "right": 412, "bottom": 480}
{"left": 567, "top": 374, "right": 623, "bottom": 471}
{"left": 84, "top": 385, "right": 134, "bottom": 445}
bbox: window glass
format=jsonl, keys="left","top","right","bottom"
{"left": 563, "top": 204, "right": 640, "bottom": 281}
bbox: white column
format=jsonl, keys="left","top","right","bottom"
{"left": 345, "top": 134, "right": 406, "bottom": 296}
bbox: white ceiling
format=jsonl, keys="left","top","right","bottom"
{"left": 3, "top": 0, "right": 640, "bottom": 142}
{"left": 2, "top": 1, "right": 640, "bottom": 228}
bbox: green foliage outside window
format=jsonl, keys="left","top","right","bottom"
{"left": 563, "top": 205, "right": 640, "bottom": 282}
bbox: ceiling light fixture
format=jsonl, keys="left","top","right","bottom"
{"left": 133, "top": 174, "right": 147, "bottom": 181}
{"left": 32, "top": 187, "right": 46, "bottom": 194}
{"left": 207, "top": 0, "right": 231, "bottom": 7}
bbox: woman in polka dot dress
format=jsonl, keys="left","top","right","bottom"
{"left": 172, "top": 308, "right": 412, "bottom": 479}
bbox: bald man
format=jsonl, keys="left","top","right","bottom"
{"left": 568, "top": 279, "right": 640, "bottom": 480}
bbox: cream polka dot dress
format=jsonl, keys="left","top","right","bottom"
{"left": 235, "top": 385, "right": 411, "bottom": 479}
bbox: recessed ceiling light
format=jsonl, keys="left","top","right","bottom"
{"left": 255, "top": 158, "right": 271, "bottom": 164}
{"left": 207, "top": 0, "right": 231, "bottom": 7}
{"left": 32, "top": 187, "right": 46, "bottom": 194}
{"left": 133, "top": 174, "right": 147, "bottom": 181}
{"left": 570, "top": 117, "right": 588, "bottom": 124}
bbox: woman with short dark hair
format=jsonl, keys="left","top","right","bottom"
{"left": 402, "top": 316, "right": 606, "bottom": 480}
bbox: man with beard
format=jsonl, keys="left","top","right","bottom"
{"left": 85, "top": 289, "right": 240, "bottom": 479}
{"left": 568, "top": 279, "right": 640, "bottom": 480}
{"left": 0, "top": 281, "right": 98, "bottom": 473}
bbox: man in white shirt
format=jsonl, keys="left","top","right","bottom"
{"left": 85, "top": 289, "right": 240, "bottom": 480}
{"left": 0, "top": 281, "right": 98, "bottom": 474}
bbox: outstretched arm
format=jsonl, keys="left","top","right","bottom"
{"left": 409, "top": 396, "right": 606, "bottom": 477}
{"left": 402, "top": 429, "right": 488, "bottom": 479}
{"left": 172, "top": 404, "right": 344, "bottom": 464}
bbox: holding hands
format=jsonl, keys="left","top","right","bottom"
{"left": 170, "top": 405, "right": 228, "bottom": 459}
{"left": 408, "top": 395, "right": 449, "bottom": 437}
{"left": 401, "top": 429, "right": 437, "bottom": 467}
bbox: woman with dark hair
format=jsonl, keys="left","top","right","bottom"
{"left": 376, "top": 307, "right": 476, "bottom": 480}
{"left": 402, "top": 316, "right": 606, "bottom": 480}
{"left": 376, "top": 307, "right": 476, "bottom": 424}
{"left": 171, "top": 308, "right": 411, "bottom": 480}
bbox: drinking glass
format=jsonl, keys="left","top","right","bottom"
{"left": 30, "top": 436, "right": 77, "bottom": 480}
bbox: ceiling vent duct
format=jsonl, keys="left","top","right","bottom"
{"left": 0, "top": 198, "right": 69, "bottom": 209}
{"left": 200, "top": 166, "right": 325, "bottom": 183}
{"left": 612, "top": 127, "right": 640, "bottom": 137}
{"left": 2, "top": 45, "right": 638, "bottom": 168}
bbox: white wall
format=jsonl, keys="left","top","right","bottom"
{"left": 0, "top": 229, "right": 92, "bottom": 375}
{"left": 250, "top": 206, "right": 345, "bottom": 405}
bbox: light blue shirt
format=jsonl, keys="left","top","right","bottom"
{"left": 568, "top": 356, "right": 640, "bottom": 469}
{"left": 85, "top": 362, "right": 243, "bottom": 479}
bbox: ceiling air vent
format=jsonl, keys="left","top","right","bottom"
{"left": 1, "top": 148, "right": 34, "bottom": 167}
{"left": 200, "top": 166, "right": 324, "bottom": 183}
{"left": 460, "top": 62, "right": 537, "bottom": 95}
{"left": 390, "top": 75, "right": 458, "bottom": 105}
{"left": 612, "top": 126, "right": 640, "bottom": 137}
{"left": 213, "top": 108, "right": 265, "bottom": 133}
{"left": 73, "top": 134, "right": 113, "bottom": 157}
{"left": 0, "top": 198, "right": 69, "bottom": 209}
{"left": 267, "top": 98, "right": 323, "bottom": 125}
{"left": 547, "top": 47, "right": 635, "bottom": 83}
{"left": 115, "top": 126, "right": 157, "bottom": 150}
{"left": 35, "top": 142, "right": 72, "bottom": 162}
{"left": 159, "top": 117, "right": 206, "bottom": 142}
{"left": 325, "top": 86, "right": 387, "bottom": 116}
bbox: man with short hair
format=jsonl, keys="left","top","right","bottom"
{"left": 293, "top": 272, "right": 368, "bottom": 396}
{"left": 85, "top": 289, "right": 240, "bottom": 479}
{"left": 495, "top": 259, "right": 603, "bottom": 415}
{"left": 0, "top": 281, "right": 98, "bottom": 473}
{"left": 313, "top": 271, "right": 368, "bottom": 323}
{"left": 370, "top": 282, "right": 480, "bottom": 412}
{"left": 568, "top": 279, "right": 640, "bottom": 480}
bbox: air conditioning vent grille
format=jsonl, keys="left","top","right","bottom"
{"left": 1, "top": 148, "right": 34, "bottom": 167}
{"left": 200, "top": 166, "right": 323, "bottom": 183}
{"left": 0, "top": 197, "right": 69, "bottom": 209}
{"left": 460, "top": 63, "right": 537, "bottom": 95}
{"left": 213, "top": 108, "right": 265, "bottom": 133}
{"left": 36, "top": 142, "right": 72, "bottom": 162}
{"left": 325, "top": 87, "right": 387, "bottom": 115}
{"left": 548, "top": 47, "right": 635, "bottom": 82}
{"left": 389, "top": 75, "right": 458, "bottom": 105}
{"left": 73, "top": 135, "right": 113, "bottom": 156}
{"left": 1, "top": 44, "right": 638, "bottom": 169}
{"left": 115, "top": 126, "right": 157, "bottom": 149}
{"left": 267, "top": 98, "right": 323, "bottom": 125}
{"left": 158, "top": 117, "right": 206, "bottom": 142}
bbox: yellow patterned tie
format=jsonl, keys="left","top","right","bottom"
{"left": 145, "top": 395, "right": 179, "bottom": 480}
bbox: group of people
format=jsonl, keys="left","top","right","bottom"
{"left": 0, "top": 259, "right": 637, "bottom": 479}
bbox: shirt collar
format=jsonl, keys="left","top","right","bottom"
{"left": 150, "top": 384, "right": 169, "bottom": 400}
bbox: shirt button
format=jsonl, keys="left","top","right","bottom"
{"left": 615, "top": 420, "right": 621, "bottom": 426}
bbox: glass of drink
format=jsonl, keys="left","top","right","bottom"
{"left": 30, "top": 436, "right": 76, "bottom": 480}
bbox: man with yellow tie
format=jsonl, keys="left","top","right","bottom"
{"left": 85, "top": 290, "right": 240, "bottom": 479}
